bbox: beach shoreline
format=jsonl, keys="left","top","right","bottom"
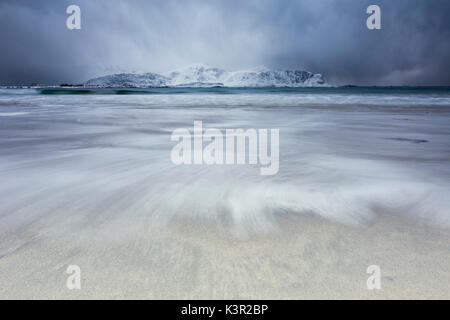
{"left": 0, "top": 90, "right": 449, "bottom": 299}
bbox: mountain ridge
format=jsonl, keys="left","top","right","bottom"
{"left": 86, "top": 64, "right": 328, "bottom": 88}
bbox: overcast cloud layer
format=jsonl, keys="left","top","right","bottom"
{"left": 0, "top": 0, "right": 449, "bottom": 85}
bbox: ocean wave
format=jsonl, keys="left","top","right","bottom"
{"left": 0, "top": 92, "right": 449, "bottom": 234}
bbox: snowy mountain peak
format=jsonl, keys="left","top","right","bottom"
{"left": 240, "top": 65, "right": 272, "bottom": 73}
{"left": 169, "top": 63, "right": 215, "bottom": 72}
{"left": 164, "top": 64, "right": 227, "bottom": 86}
{"left": 86, "top": 65, "right": 328, "bottom": 88}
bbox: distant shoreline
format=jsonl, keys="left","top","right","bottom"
{"left": 2, "top": 85, "right": 450, "bottom": 90}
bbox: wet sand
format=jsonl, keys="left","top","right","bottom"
{"left": 0, "top": 92, "right": 449, "bottom": 299}
{"left": 0, "top": 212, "right": 449, "bottom": 300}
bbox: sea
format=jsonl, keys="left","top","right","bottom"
{"left": 0, "top": 86, "right": 449, "bottom": 232}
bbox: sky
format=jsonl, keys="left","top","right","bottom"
{"left": 0, "top": 0, "right": 449, "bottom": 86}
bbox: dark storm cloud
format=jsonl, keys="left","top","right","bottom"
{"left": 0, "top": 0, "right": 449, "bottom": 85}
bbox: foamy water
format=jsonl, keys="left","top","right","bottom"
{"left": 0, "top": 89, "right": 450, "bottom": 234}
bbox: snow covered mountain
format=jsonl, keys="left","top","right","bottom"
{"left": 86, "top": 64, "right": 328, "bottom": 87}
{"left": 164, "top": 65, "right": 227, "bottom": 86}
{"left": 85, "top": 72, "right": 168, "bottom": 87}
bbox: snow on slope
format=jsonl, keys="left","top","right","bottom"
{"left": 86, "top": 64, "right": 328, "bottom": 87}
{"left": 164, "top": 65, "right": 227, "bottom": 86}
{"left": 86, "top": 72, "right": 168, "bottom": 87}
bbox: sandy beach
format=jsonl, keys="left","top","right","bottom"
{"left": 1, "top": 91, "right": 450, "bottom": 299}
{"left": 0, "top": 210, "right": 449, "bottom": 299}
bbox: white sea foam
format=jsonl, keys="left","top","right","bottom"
{"left": 0, "top": 112, "right": 29, "bottom": 116}
{"left": 0, "top": 93, "right": 449, "bottom": 233}
{"left": 3, "top": 92, "right": 449, "bottom": 107}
